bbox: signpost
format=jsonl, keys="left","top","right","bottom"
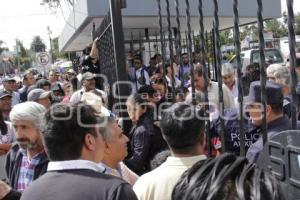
{"left": 36, "top": 52, "right": 51, "bottom": 76}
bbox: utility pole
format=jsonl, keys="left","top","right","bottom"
{"left": 15, "top": 39, "right": 20, "bottom": 75}
{"left": 47, "top": 26, "right": 53, "bottom": 64}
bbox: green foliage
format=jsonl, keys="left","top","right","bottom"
{"left": 265, "top": 19, "right": 288, "bottom": 38}
{"left": 295, "top": 13, "right": 300, "bottom": 35}
{"left": 219, "top": 30, "right": 233, "bottom": 46}
{"left": 0, "top": 40, "right": 9, "bottom": 55}
{"left": 52, "top": 37, "right": 69, "bottom": 61}
{"left": 30, "top": 36, "right": 46, "bottom": 52}
{"left": 15, "top": 40, "right": 33, "bottom": 70}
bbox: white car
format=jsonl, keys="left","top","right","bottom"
{"left": 229, "top": 48, "right": 285, "bottom": 74}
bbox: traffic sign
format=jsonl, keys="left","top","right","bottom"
{"left": 36, "top": 52, "right": 50, "bottom": 66}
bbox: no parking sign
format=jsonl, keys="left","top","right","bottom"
{"left": 36, "top": 52, "right": 50, "bottom": 66}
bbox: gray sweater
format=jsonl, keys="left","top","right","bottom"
{"left": 20, "top": 169, "right": 138, "bottom": 200}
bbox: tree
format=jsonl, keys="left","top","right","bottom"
{"left": 30, "top": 36, "right": 46, "bottom": 52}
{"left": 219, "top": 30, "right": 233, "bottom": 46}
{"left": 295, "top": 13, "right": 300, "bottom": 35}
{"left": 15, "top": 40, "right": 32, "bottom": 70}
{"left": 52, "top": 37, "right": 68, "bottom": 61}
{"left": 265, "top": 19, "right": 288, "bottom": 38}
{"left": 16, "top": 40, "right": 28, "bottom": 57}
{"left": 0, "top": 40, "right": 8, "bottom": 55}
{"left": 240, "top": 25, "right": 258, "bottom": 42}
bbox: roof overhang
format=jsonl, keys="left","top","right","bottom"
{"left": 59, "top": 0, "right": 282, "bottom": 52}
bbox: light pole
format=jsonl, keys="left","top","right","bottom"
{"left": 15, "top": 39, "right": 20, "bottom": 75}
{"left": 47, "top": 26, "right": 53, "bottom": 64}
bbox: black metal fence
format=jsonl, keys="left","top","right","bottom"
{"left": 93, "top": 0, "right": 300, "bottom": 197}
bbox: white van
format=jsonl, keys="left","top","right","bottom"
{"left": 229, "top": 48, "right": 285, "bottom": 74}
{"left": 280, "top": 37, "right": 300, "bottom": 62}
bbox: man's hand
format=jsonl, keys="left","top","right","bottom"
{"left": 0, "top": 180, "right": 11, "bottom": 199}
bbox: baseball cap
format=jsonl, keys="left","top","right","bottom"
{"left": 27, "top": 89, "right": 51, "bottom": 102}
{"left": 82, "top": 72, "right": 95, "bottom": 80}
{"left": 2, "top": 76, "right": 16, "bottom": 83}
{"left": 0, "top": 90, "right": 12, "bottom": 99}
{"left": 67, "top": 69, "right": 76, "bottom": 74}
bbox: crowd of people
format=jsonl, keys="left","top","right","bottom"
{"left": 0, "top": 46, "right": 297, "bottom": 199}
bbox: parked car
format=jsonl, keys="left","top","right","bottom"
{"left": 229, "top": 48, "right": 285, "bottom": 74}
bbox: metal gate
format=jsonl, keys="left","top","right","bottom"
{"left": 93, "top": 0, "right": 299, "bottom": 197}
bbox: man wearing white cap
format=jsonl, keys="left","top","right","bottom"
{"left": 70, "top": 72, "right": 107, "bottom": 106}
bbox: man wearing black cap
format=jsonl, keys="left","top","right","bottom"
{"left": 70, "top": 72, "right": 107, "bottom": 105}
{"left": 27, "top": 89, "right": 51, "bottom": 109}
{"left": 0, "top": 90, "right": 12, "bottom": 121}
{"left": 2, "top": 77, "right": 20, "bottom": 107}
{"left": 246, "top": 81, "right": 295, "bottom": 163}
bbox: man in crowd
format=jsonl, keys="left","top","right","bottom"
{"left": 127, "top": 55, "right": 150, "bottom": 92}
{"left": 165, "top": 63, "right": 181, "bottom": 89}
{"left": 5, "top": 102, "right": 48, "bottom": 192}
{"left": 133, "top": 102, "right": 207, "bottom": 200}
{"left": 221, "top": 63, "right": 238, "bottom": 99}
{"left": 70, "top": 72, "right": 107, "bottom": 105}
{"left": 246, "top": 81, "right": 294, "bottom": 163}
{"left": 0, "top": 90, "right": 12, "bottom": 120}
{"left": 271, "top": 64, "right": 292, "bottom": 118}
{"left": 192, "top": 65, "right": 235, "bottom": 109}
{"left": 27, "top": 89, "right": 51, "bottom": 109}
{"left": 2, "top": 77, "right": 19, "bottom": 107}
{"left": 99, "top": 116, "right": 138, "bottom": 186}
{"left": 21, "top": 103, "right": 137, "bottom": 200}
{"left": 178, "top": 53, "right": 191, "bottom": 87}
{"left": 18, "top": 72, "right": 36, "bottom": 103}
{"left": 47, "top": 70, "right": 60, "bottom": 86}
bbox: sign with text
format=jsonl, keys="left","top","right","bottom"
{"left": 36, "top": 52, "right": 50, "bottom": 66}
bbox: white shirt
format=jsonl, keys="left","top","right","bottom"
{"left": 165, "top": 76, "right": 181, "bottom": 88}
{"left": 47, "top": 160, "right": 105, "bottom": 173}
{"left": 133, "top": 155, "right": 207, "bottom": 200}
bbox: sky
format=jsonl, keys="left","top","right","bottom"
{"left": 0, "top": 0, "right": 299, "bottom": 53}
{"left": 0, "top": 0, "right": 71, "bottom": 52}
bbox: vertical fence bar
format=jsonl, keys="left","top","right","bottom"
{"left": 109, "top": 0, "right": 129, "bottom": 115}
{"left": 185, "top": 0, "right": 196, "bottom": 104}
{"left": 256, "top": 0, "right": 267, "bottom": 145}
{"left": 155, "top": 31, "right": 159, "bottom": 53}
{"left": 166, "top": 0, "right": 176, "bottom": 99}
{"left": 175, "top": 0, "right": 183, "bottom": 87}
{"left": 130, "top": 32, "right": 134, "bottom": 55}
{"left": 145, "top": 28, "right": 152, "bottom": 58}
{"left": 184, "top": 31, "right": 188, "bottom": 53}
{"left": 211, "top": 27, "right": 218, "bottom": 81}
{"left": 198, "top": 0, "right": 211, "bottom": 156}
{"left": 92, "top": 22, "right": 96, "bottom": 40}
{"left": 213, "top": 0, "right": 225, "bottom": 153}
{"left": 286, "top": 0, "right": 298, "bottom": 128}
{"left": 233, "top": 0, "right": 245, "bottom": 156}
{"left": 192, "top": 31, "right": 196, "bottom": 54}
{"left": 157, "top": 0, "right": 166, "bottom": 78}
{"left": 139, "top": 31, "right": 143, "bottom": 56}
{"left": 205, "top": 31, "right": 211, "bottom": 79}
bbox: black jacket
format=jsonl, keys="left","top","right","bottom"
{"left": 5, "top": 143, "right": 49, "bottom": 190}
{"left": 125, "top": 112, "right": 167, "bottom": 175}
{"left": 211, "top": 108, "right": 261, "bottom": 155}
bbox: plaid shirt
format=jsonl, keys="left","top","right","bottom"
{"left": 17, "top": 149, "right": 44, "bottom": 192}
